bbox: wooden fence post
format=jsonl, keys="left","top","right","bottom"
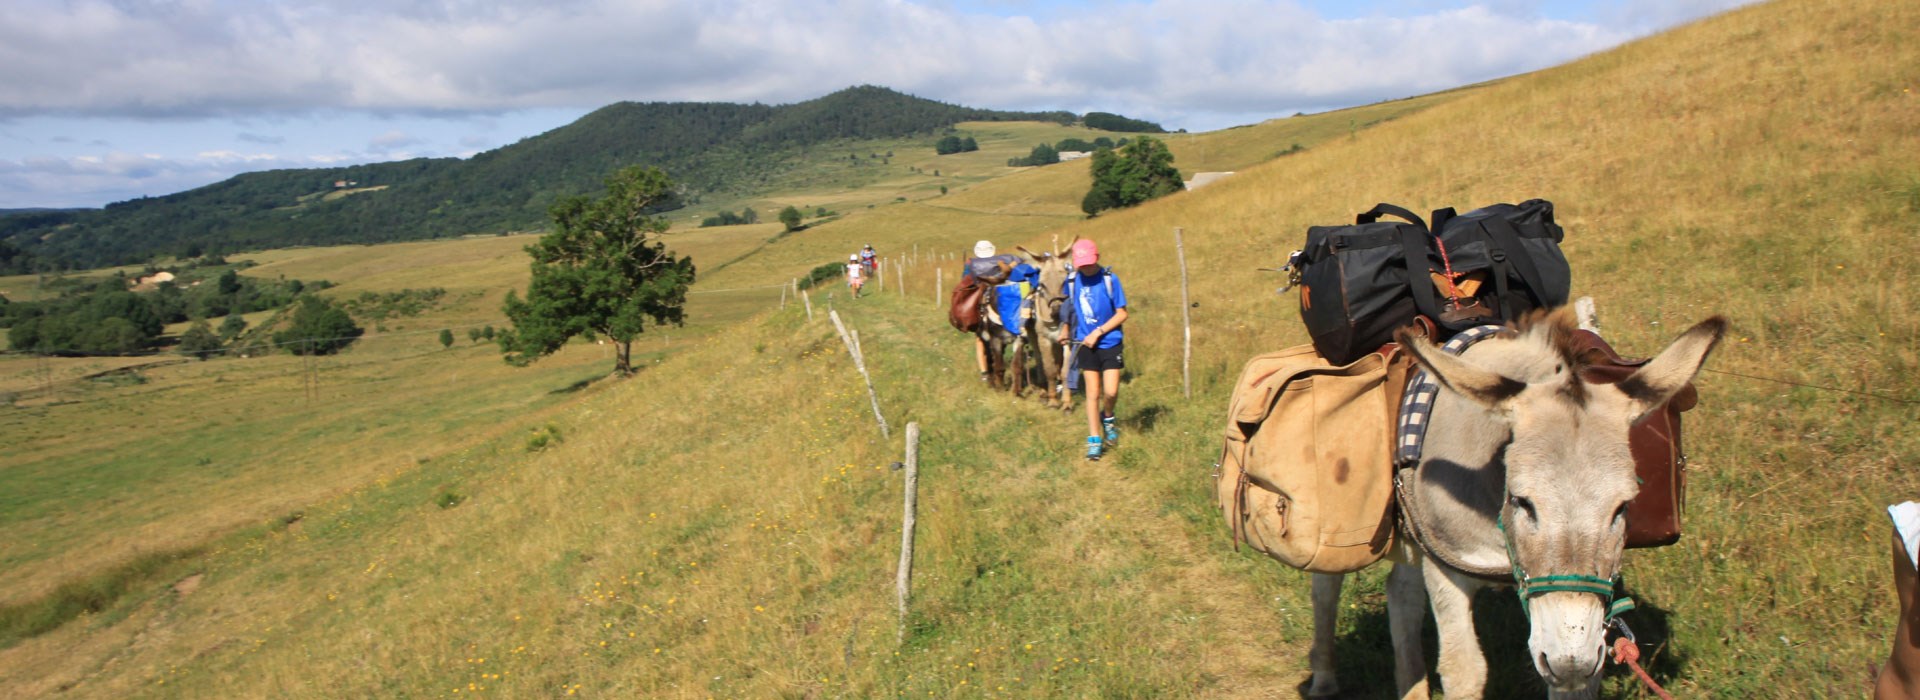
{"left": 936, "top": 268, "right": 943, "bottom": 306}
{"left": 1176, "top": 227, "right": 1193, "bottom": 399}
{"left": 803, "top": 288, "right": 814, "bottom": 322}
{"left": 830, "top": 310, "right": 889, "bottom": 438}
{"left": 896, "top": 422, "right": 920, "bottom": 643}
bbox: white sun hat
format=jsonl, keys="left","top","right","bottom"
{"left": 973, "top": 240, "right": 996, "bottom": 258}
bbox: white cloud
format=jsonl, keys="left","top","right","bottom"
{"left": 0, "top": 0, "right": 1753, "bottom": 128}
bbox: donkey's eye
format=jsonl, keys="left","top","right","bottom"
{"left": 1509, "top": 495, "right": 1537, "bottom": 520}
{"left": 1611, "top": 502, "right": 1630, "bottom": 525}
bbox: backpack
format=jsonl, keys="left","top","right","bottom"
{"left": 1295, "top": 200, "right": 1570, "bottom": 365}
{"left": 1060, "top": 268, "right": 1116, "bottom": 341}
{"left": 948, "top": 275, "right": 984, "bottom": 332}
{"left": 1215, "top": 343, "right": 1411, "bottom": 573}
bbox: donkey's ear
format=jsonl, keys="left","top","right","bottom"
{"left": 1396, "top": 329, "right": 1527, "bottom": 409}
{"left": 1617, "top": 316, "right": 1727, "bottom": 424}
{"left": 1015, "top": 245, "right": 1041, "bottom": 260}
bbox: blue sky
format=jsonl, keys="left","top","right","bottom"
{"left": 0, "top": 0, "right": 1753, "bottom": 209}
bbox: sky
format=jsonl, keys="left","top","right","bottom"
{"left": 0, "top": 0, "right": 1756, "bottom": 209}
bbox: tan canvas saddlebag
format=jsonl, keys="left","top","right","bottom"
{"left": 1215, "top": 343, "right": 1410, "bottom": 573}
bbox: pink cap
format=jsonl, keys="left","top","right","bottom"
{"left": 1071, "top": 239, "right": 1099, "bottom": 267}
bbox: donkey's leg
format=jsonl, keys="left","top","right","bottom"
{"left": 1423, "top": 566, "right": 1488, "bottom": 700}
{"left": 1388, "top": 562, "right": 1431, "bottom": 699}
{"left": 1308, "top": 572, "right": 1345, "bottom": 698}
{"left": 1011, "top": 342, "right": 1027, "bottom": 397}
{"left": 985, "top": 337, "right": 1004, "bottom": 390}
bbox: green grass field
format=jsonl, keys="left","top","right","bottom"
{"left": 3, "top": 0, "right": 1917, "bottom": 696}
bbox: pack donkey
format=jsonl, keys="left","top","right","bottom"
{"left": 1308, "top": 309, "right": 1724, "bottom": 699}
{"left": 1017, "top": 242, "right": 1077, "bottom": 411}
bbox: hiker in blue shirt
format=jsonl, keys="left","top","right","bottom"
{"left": 1060, "top": 238, "right": 1129, "bottom": 460}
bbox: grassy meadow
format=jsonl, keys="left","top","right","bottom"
{"left": 4, "top": 0, "right": 1919, "bottom": 696}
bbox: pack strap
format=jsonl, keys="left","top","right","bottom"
{"left": 1480, "top": 217, "right": 1552, "bottom": 307}
{"left": 1357, "top": 202, "right": 1427, "bottom": 230}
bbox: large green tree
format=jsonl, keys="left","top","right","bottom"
{"left": 1081, "top": 136, "right": 1183, "bottom": 216}
{"left": 276, "top": 296, "right": 362, "bottom": 355}
{"left": 499, "top": 166, "right": 695, "bottom": 376}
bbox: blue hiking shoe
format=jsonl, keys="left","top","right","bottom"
{"left": 1085, "top": 436, "right": 1104, "bottom": 461}
{"left": 1102, "top": 416, "right": 1120, "bottom": 447}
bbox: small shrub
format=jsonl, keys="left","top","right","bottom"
{"left": 525, "top": 423, "right": 563, "bottom": 452}
{"left": 436, "top": 491, "right": 465, "bottom": 509}
{"left": 795, "top": 262, "right": 844, "bottom": 290}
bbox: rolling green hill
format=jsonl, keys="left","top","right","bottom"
{"left": 6, "top": 86, "right": 1075, "bottom": 270}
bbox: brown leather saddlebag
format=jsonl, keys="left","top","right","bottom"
{"left": 948, "top": 276, "right": 984, "bottom": 332}
{"left": 1571, "top": 329, "right": 1697, "bottom": 549}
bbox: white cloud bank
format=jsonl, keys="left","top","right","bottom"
{"left": 0, "top": 0, "right": 1755, "bottom": 207}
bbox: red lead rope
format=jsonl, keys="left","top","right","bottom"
{"left": 1431, "top": 232, "right": 1464, "bottom": 300}
{"left": 1611, "top": 636, "right": 1676, "bottom": 699}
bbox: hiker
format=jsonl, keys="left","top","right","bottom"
{"left": 845, "top": 254, "right": 865, "bottom": 297}
{"left": 1060, "top": 238, "right": 1128, "bottom": 460}
{"left": 860, "top": 244, "right": 879, "bottom": 277}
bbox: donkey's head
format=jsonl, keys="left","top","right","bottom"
{"left": 1017, "top": 237, "right": 1076, "bottom": 325}
{"left": 1400, "top": 309, "right": 1725, "bottom": 692}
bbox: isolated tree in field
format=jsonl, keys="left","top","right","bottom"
{"left": 779, "top": 205, "right": 804, "bottom": 232}
{"left": 219, "top": 314, "right": 247, "bottom": 340}
{"left": 1081, "top": 136, "right": 1183, "bottom": 217}
{"left": 276, "top": 296, "right": 362, "bottom": 355}
{"left": 499, "top": 166, "right": 695, "bottom": 376}
{"left": 468, "top": 327, "right": 483, "bottom": 344}
{"left": 178, "top": 319, "right": 223, "bottom": 360}
{"left": 439, "top": 328, "right": 455, "bottom": 349}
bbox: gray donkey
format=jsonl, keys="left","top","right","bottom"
{"left": 1308, "top": 309, "right": 1725, "bottom": 699}
{"left": 1017, "top": 242, "right": 1076, "bottom": 412}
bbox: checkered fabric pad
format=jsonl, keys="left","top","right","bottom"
{"left": 1396, "top": 325, "right": 1508, "bottom": 467}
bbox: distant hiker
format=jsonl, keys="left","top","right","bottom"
{"left": 1060, "top": 238, "right": 1128, "bottom": 460}
{"left": 860, "top": 244, "right": 879, "bottom": 277}
{"left": 846, "top": 254, "right": 866, "bottom": 297}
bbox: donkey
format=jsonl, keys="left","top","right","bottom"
{"left": 1307, "top": 309, "right": 1725, "bottom": 699}
{"left": 1018, "top": 243, "right": 1076, "bottom": 411}
{"left": 976, "top": 269, "right": 1030, "bottom": 396}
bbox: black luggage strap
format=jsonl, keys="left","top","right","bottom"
{"left": 1481, "top": 217, "right": 1552, "bottom": 305}
{"left": 1357, "top": 202, "right": 1427, "bottom": 230}
{"left": 1397, "top": 225, "right": 1448, "bottom": 324}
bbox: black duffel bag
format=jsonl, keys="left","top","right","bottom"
{"left": 1294, "top": 200, "right": 1572, "bottom": 365}
{"left": 1427, "top": 198, "right": 1571, "bottom": 326}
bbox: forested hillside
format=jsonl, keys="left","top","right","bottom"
{"left": 5, "top": 86, "right": 1075, "bottom": 269}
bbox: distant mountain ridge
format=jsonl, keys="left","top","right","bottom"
{"left": 5, "top": 86, "right": 1076, "bottom": 269}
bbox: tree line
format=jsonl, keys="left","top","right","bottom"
{"left": 1, "top": 263, "right": 338, "bottom": 356}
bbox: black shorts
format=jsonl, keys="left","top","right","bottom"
{"left": 1077, "top": 343, "right": 1124, "bottom": 372}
